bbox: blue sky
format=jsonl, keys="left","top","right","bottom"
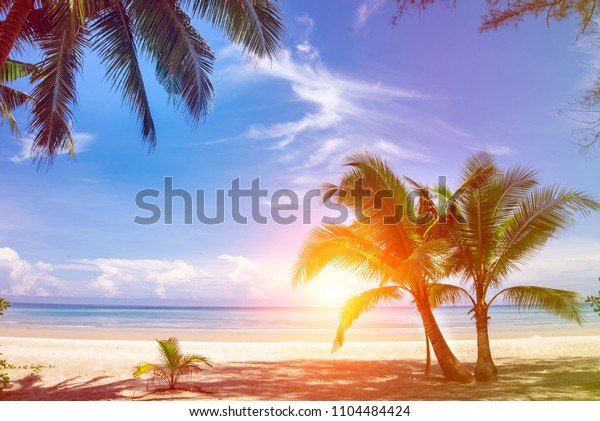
{"left": 0, "top": 0, "right": 599, "bottom": 307}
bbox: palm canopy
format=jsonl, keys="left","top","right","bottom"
{"left": 448, "top": 151, "right": 599, "bottom": 298}
{"left": 0, "top": 0, "right": 284, "bottom": 168}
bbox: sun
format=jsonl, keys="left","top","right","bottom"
{"left": 324, "top": 285, "right": 344, "bottom": 304}
{"left": 310, "top": 268, "right": 364, "bottom": 307}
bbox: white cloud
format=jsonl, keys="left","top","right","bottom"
{"left": 10, "top": 131, "right": 95, "bottom": 163}
{"left": 0, "top": 247, "right": 66, "bottom": 296}
{"left": 296, "top": 41, "right": 320, "bottom": 61}
{"left": 79, "top": 258, "right": 212, "bottom": 299}
{"left": 355, "top": 0, "right": 388, "bottom": 29}
{"left": 218, "top": 254, "right": 259, "bottom": 283}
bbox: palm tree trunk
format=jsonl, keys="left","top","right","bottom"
{"left": 0, "top": 0, "right": 34, "bottom": 68}
{"left": 424, "top": 333, "right": 431, "bottom": 376}
{"left": 474, "top": 309, "right": 497, "bottom": 381}
{"left": 416, "top": 301, "right": 473, "bottom": 383}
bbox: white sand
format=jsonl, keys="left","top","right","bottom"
{"left": 1, "top": 333, "right": 599, "bottom": 400}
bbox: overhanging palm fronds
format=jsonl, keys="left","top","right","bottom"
{"left": 333, "top": 286, "right": 404, "bottom": 351}
{"left": 133, "top": 337, "right": 212, "bottom": 390}
{"left": 29, "top": 2, "right": 87, "bottom": 167}
{"left": 91, "top": 1, "right": 156, "bottom": 147}
{"left": 490, "top": 286, "right": 585, "bottom": 325}
{"left": 184, "top": 0, "right": 284, "bottom": 59}
{"left": 131, "top": 0, "right": 214, "bottom": 128}
{"left": 3, "top": 0, "right": 285, "bottom": 166}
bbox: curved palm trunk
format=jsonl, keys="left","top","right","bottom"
{"left": 416, "top": 301, "right": 473, "bottom": 383}
{"left": 0, "top": 0, "right": 34, "bottom": 68}
{"left": 474, "top": 309, "right": 497, "bottom": 381}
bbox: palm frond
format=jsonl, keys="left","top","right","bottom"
{"left": 91, "top": 0, "right": 156, "bottom": 146}
{"left": 492, "top": 286, "right": 585, "bottom": 324}
{"left": 0, "top": 84, "right": 35, "bottom": 135}
{"left": 333, "top": 286, "right": 404, "bottom": 351}
{"left": 28, "top": 2, "right": 87, "bottom": 167}
{"left": 183, "top": 0, "right": 284, "bottom": 59}
{"left": 336, "top": 151, "right": 419, "bottom": 258}
{"left": 292, "top": 223, "right": 399, "bottom": 289}
{"left": 428, "top": 283, "right": 474, "bottom": 308}
{"left": 0, "top": 58, "right": 36, "bottom": 83}
{"left": 131, "top": 0, "right": 214, "bottom": 128}
{"left": 492, "top": 186, "right": 600, "bottom": 281}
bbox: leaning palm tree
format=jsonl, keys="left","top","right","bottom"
{"left": 0, "top": 0, "right": 284, "bottom": 167}
{"left": 293, "top": 152, "right": 473, "bottom": 383}
{"left": 431, "top": 151, "right": 600, "bottom": 381}
{"left": 133, "top": 337, "right": 212, "bottom": 390}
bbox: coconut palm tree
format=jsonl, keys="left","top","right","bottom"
{"left": 293, "top": 152, "right": 474, "bottom": 383}
{"left": 0, "top": 0, "right": 284, "bottom": 167}
{"left": 133, "top": 337, "right": 212, "bottom": 390}
{"left": 430, "top": 151, "right": 600, "bottom": 381}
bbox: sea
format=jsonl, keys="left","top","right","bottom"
{"left": 1, "top": 303, "right": 598, "bottom": 338}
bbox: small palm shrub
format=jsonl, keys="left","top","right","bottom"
{"left": 586, "top": 278, "right": 600, "bottom": 316}
{"left": 133, "top": 337, "right": 212, "bottom": 389}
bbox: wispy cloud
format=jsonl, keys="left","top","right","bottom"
{"left": 213, "top": 42, "right": 456, "bottom": 190}
{"left": 355, "top": 0, "right": 388, "bottom": 30}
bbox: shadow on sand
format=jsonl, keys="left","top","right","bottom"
{"left": 1, "top": 357, "right": 599, "bottom": 400}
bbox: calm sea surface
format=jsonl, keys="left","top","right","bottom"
{"left": 1, "top": 303, "right": 598, "bottom": 336}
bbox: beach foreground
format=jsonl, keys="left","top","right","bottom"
{"left": 1, "top": 334, "right": 599, "bottom": 400}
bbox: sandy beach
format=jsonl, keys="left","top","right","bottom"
{"left": 1, "top": 330, "right": 599, "bottom": 401}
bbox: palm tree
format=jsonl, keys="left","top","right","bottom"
{"left": 0, "top": 0, "right": 284, "bottom": 167}
{"left": 432, "top": 152, "right": 600, "bottom": 381}
{"left": 293, "top": 152, "right": 474, "bottom": 383}
{"left": 133, "top": 337, "right": 212, "bottom": 390}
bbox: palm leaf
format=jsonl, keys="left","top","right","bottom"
{"left": 130, "top": 0, "right": 214, "bottom": 128}
{"left": 333, "top": 286, "right": 404, "bottom": 351}
{"left": 91, "top": 0, "right": 156, "bottom": 146}
{"left": 428, "top": 283, "right": 474, "bottom": 308}
{"left": 28, "top": 2, "right": 87, "bottom": 167}
{"left": 492, "top": 186, "right": 600, "bottom": 281}
{"left": 292, "top": 223, "right": 400, "bottom": 289}
{"left": 183, "top": 0, "right": 284, "bottom": 59}
{"left": 491, "top": 286, "right": 585, "bottom": 324}
{"left": 0, "top": 84, "right": 35, "bottom": 135}
{"left": 0, "top": 58, "right": 36, "bottom": 83}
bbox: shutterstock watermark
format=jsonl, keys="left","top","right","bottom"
{"left": 133, "top": 176, "right": 465, "bottom": 226}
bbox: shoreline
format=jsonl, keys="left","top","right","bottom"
{"left": 1, "top": 325, "right": 599, "bottom": 342}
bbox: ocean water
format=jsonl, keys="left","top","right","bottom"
{"left": 1, "top": 303, "right": 598, "bottom": 336}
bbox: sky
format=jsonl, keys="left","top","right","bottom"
{"left": 0, "top": 0, "right": 599, "bottom": 307}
